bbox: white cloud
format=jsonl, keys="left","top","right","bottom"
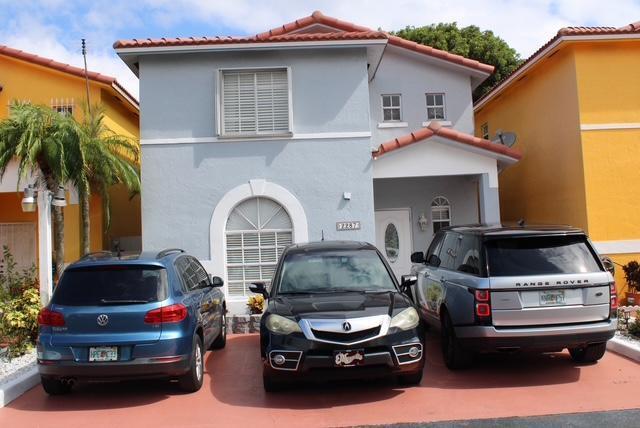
{"left": 1, "top": 0, "right": 639, "bottom": 99}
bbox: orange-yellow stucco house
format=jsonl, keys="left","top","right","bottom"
{"left": 474, "top": 22, "right": 640, "bottom": 298}
{"left": 0, "top": 45, "right": 141, "bottom": 269}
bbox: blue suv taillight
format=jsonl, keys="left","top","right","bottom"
{"left": 144, "top": 304, "right": 188, "bottom": 324}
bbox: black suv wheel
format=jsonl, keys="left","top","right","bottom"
{"left": 441, "top": 312, "right": 473, "bottom": 370}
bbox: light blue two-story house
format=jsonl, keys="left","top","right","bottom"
{"left": 115, "top": 11, "right": 521, "bottom": 313}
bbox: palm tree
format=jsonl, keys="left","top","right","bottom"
{"left": 70, "top": 104, "right": 140, "bottom": 255}
{"left": 0, "top": 102, "right": 80, "bottom": 275}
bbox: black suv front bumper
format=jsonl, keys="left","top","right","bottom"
{"left": 262, "top": 329, "right": 424, "bottom": 381}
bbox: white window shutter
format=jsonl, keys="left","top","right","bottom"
{"left": 222, "top": 69, "right": 289, "bottom": 136}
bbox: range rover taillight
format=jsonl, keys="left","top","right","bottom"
{"left": 474, "top": 289, "right": 492, "bottom": 324}
{"left": 610, "top": 282, "right": 618, "bottom": 318}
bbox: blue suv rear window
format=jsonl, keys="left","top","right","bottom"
{"left": 53, "top": 266, "right": 168, "bottom": 306}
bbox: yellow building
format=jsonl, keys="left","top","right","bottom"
{"left": 474, "top": 22, "right": 640, "bottom": 297}
{"left": 0, "top": 45, "right": 141, "bottom": 268}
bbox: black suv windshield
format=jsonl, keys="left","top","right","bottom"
{"left": 485, "top": 235, "right": 601, "bottom": 276}
{"left": 53, "top": 266, "right": 168, "bottom": 306}
{"left": 277, "top": 250, "right": 396, "bottom": 294}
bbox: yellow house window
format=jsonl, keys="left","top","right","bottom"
{"left": 481, "top": 122, "right": 489, "bottom": 140}
{"left": 51, "top": 98, "right": 74, "bottom": 116}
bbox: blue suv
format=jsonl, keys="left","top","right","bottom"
{"left": 37, "top": 249, "right": 226, "bottom": 394}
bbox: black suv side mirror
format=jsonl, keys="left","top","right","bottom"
{"left": 210, "top": 275, "right": 224, "bottom": 287}
{"left": 427, "top": 254, "right": 441, "bottom": 267}
{"left": 249, "top": 281, "right": 269, "bottom": 298}
{"left": 410, "top": 252, "right": 425, "bottom": 264}
{"left": 400, "top": 274, "right": 417, "bottom": 297}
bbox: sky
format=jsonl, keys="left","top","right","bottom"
{"left": 1, "top": 0, "right": 638, "bottom": 98}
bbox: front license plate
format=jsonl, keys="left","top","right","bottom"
{"left": 334, "top": 349, "right": 364, "bottom": 367}
{"left": 89, "top": 346, "right": 118, "bottom": 362}
{"left": 539, "top": 290, "right": 565, "bottom": 306}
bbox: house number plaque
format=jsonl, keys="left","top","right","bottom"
{"left": 336, "top": 221, "right": 361, "bottom": 231}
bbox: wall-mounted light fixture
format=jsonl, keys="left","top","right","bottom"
{"left": 418, "top": 213, "right": 428, "bottom": 232}
{"left": 343, "top": 192, "right": 352, "bottom": 200}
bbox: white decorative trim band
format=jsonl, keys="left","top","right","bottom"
{"left": 580, "top": 123, "right": 640, "bottom": 131}
{"left": 140, "top": 131, "right": 372, "bottom": 145}
{"left": 377, "top": 122, "right": 408, "bottom": 129}
{"left": 422, "top": 120, "right": 452, "bottom": 127}
{"left": 593, "top": 240, "right": 640, "bottom": 255}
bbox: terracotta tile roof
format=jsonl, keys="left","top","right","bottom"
{"left": 260, "top": 11, "right": 494, "bottom": 74}
{"left": 0, "top": 44, "right": 138, "bottom": 109}
{"left": 372, "top": 121, "right": 522, "bottom": 160}
{"left": 114, "top": 10, "right": 493, "bottom": 74}
{"left": 475, "top": 20, "right": 640, "bottom": 107}
{"left": 114, "top": 30, "right": 387, "bottom": 48}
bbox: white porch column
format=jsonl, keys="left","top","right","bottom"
{"left": 37, "top": 189, "right": 53, "bottom": 306}
{"left": 479, "top": 173, "right": 501, "bottom": 224}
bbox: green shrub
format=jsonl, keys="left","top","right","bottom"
{"left": 0, "top": 246, "right": 40, "bottom": 359}
{"left": 622, "top": 261, "right": 640, "bottom": 293}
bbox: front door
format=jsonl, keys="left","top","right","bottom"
{"left": 375, "top": 209, "right": 413, "bottom": 280}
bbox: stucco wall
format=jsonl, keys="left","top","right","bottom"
{"left": 139, "top": 48, "right": 371, "bottom": 140}
{"left": 141, "top": 138, "right": 375, "bottom": 259}
{"left": 369, "top": 46, "right": 475, "bottom": 146}
{"left": 373, "top": 175, "right": 480, "bottom": 253}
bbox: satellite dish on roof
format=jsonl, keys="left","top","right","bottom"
{"left": 493, "top": 131, "right": 517, "bottom": 147}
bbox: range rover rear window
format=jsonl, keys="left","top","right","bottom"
{"left": 485, "top": 235, "right": 601, "bottom": 277}
{"left": 53, "top": 266, "right": 168, "bottom": 306}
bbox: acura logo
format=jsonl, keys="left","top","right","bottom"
{"left": 96, "top": 314, "right": 109, "bottom": 327}
{"left": 342, "top": 322, "right": 352, "bottom": 332}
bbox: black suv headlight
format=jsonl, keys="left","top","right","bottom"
{"left": 265, "top": 314, "right": 302, "bottom": 335}
{"left": 389, "top": 307, "right": 419, "bottom": 331}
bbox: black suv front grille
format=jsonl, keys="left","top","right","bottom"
{"left": 311, "top": 326, "right": 381, "bottom": 343}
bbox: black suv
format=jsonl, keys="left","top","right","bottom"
{"left": 250, "top": 241, "right": 424, "bottom": 392}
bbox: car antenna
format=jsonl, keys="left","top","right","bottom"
{"left": 321, "top": 229, "right": 325, "bottom": 241}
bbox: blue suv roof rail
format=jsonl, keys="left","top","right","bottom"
{"left": 79, "top": 251, "right": 114, "bottom": 261}
{"left": 156, "top": 248, "right": 185, "bottom": 259}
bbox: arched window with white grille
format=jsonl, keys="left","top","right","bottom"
{"left": 225, "top": 197, "right": 293, "bottom": 297}
{"left": 431, "top": 196, "right": 451, "bottom": 233}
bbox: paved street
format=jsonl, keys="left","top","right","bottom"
{"left": 1, "top": 332, "right": 639, "bottom": 428}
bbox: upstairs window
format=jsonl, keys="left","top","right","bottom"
{"left": 381, "top": 94, "right": 402, "bottom": 121}
{"left": 481, "top": 122, "right": 489, "bottom": 140}
{"left": 431, "top": 196, "right": 451, "bottom": 233}
{"left": 51, "top": 98, "right": 74, "bottom": 116}
{"left": 426, "top": 93, "right": 446, "bottom": 120}
{"left": 221, "top": 69, "right": 290, "bottom": 136}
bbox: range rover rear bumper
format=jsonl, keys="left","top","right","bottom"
{"left": 454, "top": 319, "right": 616, "bottom": 352}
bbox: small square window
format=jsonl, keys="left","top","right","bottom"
{"left": 480, "top": 123, "right": 489, "bottom": 140}
{"left": 426, "top": 93, "right": 446, "bottom": 120}
{"left": 381, "top": 94, "right": 401, "bottom": 122}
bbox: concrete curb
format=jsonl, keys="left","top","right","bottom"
{"left": 0, "top": 364, "right": 39, "bottom": 408}
{"left": 607, "top": 336, "right": 640, "bottom": 363}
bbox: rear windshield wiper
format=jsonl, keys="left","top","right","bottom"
{"left": 99, "top": 299, "right": 150, "bottom": 305}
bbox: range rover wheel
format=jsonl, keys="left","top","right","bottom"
{"left": 179, "top": 335, "right": 204, "bottom": 392}
{"left": 211, "top": 312, "right": 227, "bottom": 350}
{"left": 569, "top": 342, "right": 607, "bottom": 363}
{"left": 41, "top": 376, "right": 72, "bottom": 395}
{"left": 441, "top": 313, "right": 473, "bottom": 370}
{"left": 397, "top": 370, "right": 423, "bottom": 386}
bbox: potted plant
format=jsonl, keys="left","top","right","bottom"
{"left": 622, "top": 261, "right": 640, "bottom": 305}
{"left": 247, "top": 294, "right": 265, "bottom": 315}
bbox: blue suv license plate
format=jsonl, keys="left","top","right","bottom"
{"left": 89, "top": 346, "right": 118, "bottom": 362}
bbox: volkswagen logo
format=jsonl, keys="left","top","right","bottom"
{"left": 96, "top": 314, "right": 109, "bottom": 327}
{"left": 342, "top": 322, "right": 352, "bottom": 332}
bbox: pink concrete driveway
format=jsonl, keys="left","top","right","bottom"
{"left": 1, "top": 332, "right": 639, "bottom": 427}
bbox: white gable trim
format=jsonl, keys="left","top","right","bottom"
{"left": 373, "top": 137, "right": 499, "bottom": 186}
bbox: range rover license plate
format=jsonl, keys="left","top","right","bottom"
{"left": 334, "top": 349, "right": 364, "bottom": 367}
{"left": 539, "top": 290, "right": 565, "bottom": 306}
{"left": 89, "top": 346, "right": 118, "bottom": 362}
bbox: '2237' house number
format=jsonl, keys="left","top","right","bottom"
{"left": 336, "top": 221, "right": 361, "bottom": 231}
